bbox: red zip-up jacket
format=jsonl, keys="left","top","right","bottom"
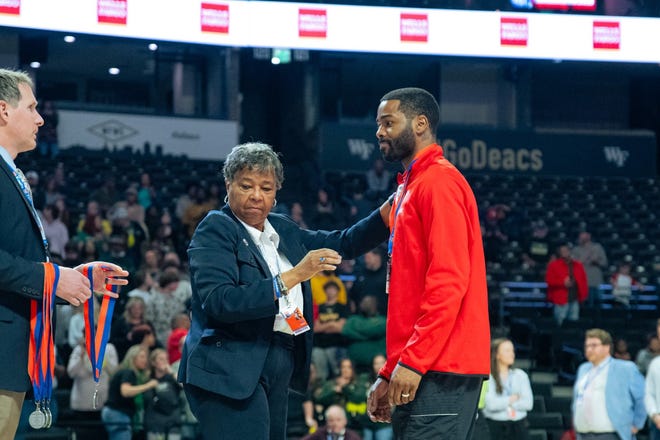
{"left": 545, "top": 257, "right": 588, "bottom": 305}
{"left": 379, "top": 144, "right": 490, "bottom": 380}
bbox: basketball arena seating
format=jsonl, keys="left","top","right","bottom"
{"left": 16, "top": 145, "right": 223, "bottom": 222}
{"left": 15, "top": 147, "right": 660, "bottom": 440}
{"left": 467, "top": 173, "right": 659, "bottom": 440}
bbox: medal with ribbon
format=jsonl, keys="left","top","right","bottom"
{"left": 82, "top": 264, "right": 117, "bottom": 409}
{"left": 28, "top": 263, "right": 59, "bottom": 430}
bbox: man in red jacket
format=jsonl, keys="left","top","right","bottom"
{"left": 545, "top": 243, "right": 588, "bottom": 326}
{"left": 367, "top": 87, "right": 490, "bottom": 439}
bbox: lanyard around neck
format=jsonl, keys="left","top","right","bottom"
{"left": 579, "top": 357, "right": 611, "bottom": 398}
{"left": 387, "top": 160, "right": 416, "bottom": 258}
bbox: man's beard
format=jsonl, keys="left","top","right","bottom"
{"left": 380, "top": 123, "right": 415, "bottom": 163}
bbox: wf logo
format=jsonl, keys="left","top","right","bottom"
{"left": 603, "top": 146, "right": 629, "bottom": 168}
{"left": 347, "top": 139, "right": 375, "bottom": 160}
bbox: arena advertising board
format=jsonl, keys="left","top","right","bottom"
{"left": 57, "top": 110, "right": 238, "bottom": 160}
{"left": 320, "top": 122, "right": 657, "bottom": 177}
{"left": 0, "top": 0, "right": 658, "bottom": 63}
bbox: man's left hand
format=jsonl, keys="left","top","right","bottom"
{"left": 367, "top": 378, "right": 391, "bottom": 423}
{"left": 388, "top": 364, "right": 422, "bottom": 406}
{"left": 74, "top": 261, "right": 129, "bottom": 298}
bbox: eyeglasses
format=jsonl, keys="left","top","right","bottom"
{"left": 584, "top": 342, "right": 603, "bottom": 349}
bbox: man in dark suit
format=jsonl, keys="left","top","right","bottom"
{"left": 0, "top": 68, "right": 128, "bottom": 438}
{"left": 179, "top": 142, "right": 390, "bottom": 440}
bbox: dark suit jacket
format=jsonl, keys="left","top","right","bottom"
{"left": 179, "top": 205, "right": 388, "bottom": 399}
{"left": 0, "top": 157, "right": 48, "bottom": 391}
{"left": 301, "top": 427, "right": 362, "bottom": 440}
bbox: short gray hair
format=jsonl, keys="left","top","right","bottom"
{"left": 324, "top": 404, "right": 347, "bottom": 421}
{"left": 0, "top": 69, "right": 34, "bottom": 106}
{"left": 222, "top": 142, "right": 284, "bottom": 189}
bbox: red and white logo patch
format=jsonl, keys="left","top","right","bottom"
{"left": 98, "top": 0, "right": 127, "bottom": 25}
{"left": 299, "top": 8, "right": 327, "bottom": 38}
{"left": 0, "top": 0, "right": 20, "bottom": 15}
{"left": 593, "top": 21, "right": 620, "bottom": 50}
{"left": 500, "top": 17, "right": 528, "bottom": 46}
{"left": 400, "top": 13, "right": 428, "bottom": 43}
{"left": 201, "top": 3, "right": 229, "bottom": 34}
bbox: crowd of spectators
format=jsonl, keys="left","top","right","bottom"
{"left": 12, "top": 147, "right": 660, "bottom": 439}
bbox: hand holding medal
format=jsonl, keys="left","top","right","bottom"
{"left": 29, "top": 262, "right": 127, "bottom": 430}
{"left": 75, "top": 261, "right": 129, "bottom": 298}
{"left": 82, "top": 263, "right": 121, "bottom": 410}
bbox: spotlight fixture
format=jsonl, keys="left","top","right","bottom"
{"left": 63, "top": 35, "right": 76, "bottom": 43}
{"left": 108, "top": 67, "right": 120, "bottom": 75}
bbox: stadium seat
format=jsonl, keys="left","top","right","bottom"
{"left": 527, "top": 412, "right": 564, "bottom": 430}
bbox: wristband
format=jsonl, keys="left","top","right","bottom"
{"left": 275, "top": 274, "right": 289, "bottom": 297}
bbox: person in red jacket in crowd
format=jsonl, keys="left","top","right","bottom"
{"left": 545, "top": 243, "right": 588, "bottom": 326}
{"left": 167, "top": 312, "right": 190, "bottom": 364}
{"left": 367, "top": 87, "right": 490, "bottom": 439}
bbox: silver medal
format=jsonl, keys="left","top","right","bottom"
{"left": 93, "top": 388, "right": 100, "bottom": 410}
{"left": 43, "top": 404, "right": 52, "bottom": 428}
{"left": 28, "top": 407, "right": 46, "bottom": 430}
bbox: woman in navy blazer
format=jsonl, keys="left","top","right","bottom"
{"left": 179, "top": 142, "right": 390, "bottom": 440}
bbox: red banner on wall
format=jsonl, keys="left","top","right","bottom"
{"left": 98, "top": 0, "right": 127, "bottom": 25}
{"left": 593, "top": 21, "right": 620, "bottom": 50}
{"left": 201, "top": 3, "right": 229, "bottom": 34}
{"left": 400, "top": 13, "right": 428, "bottom": 43}
{"left": 0, "top": 0, "right": 20, "bottom": 15}
{"left": 501, "top": 17, "right": 528, "bottom": 46}
{"left": 299, "top": 8, "right": 327, "bottom": 38}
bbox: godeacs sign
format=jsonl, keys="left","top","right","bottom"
{"left": 441, "top": 138, "right": 543, "bottom": 172}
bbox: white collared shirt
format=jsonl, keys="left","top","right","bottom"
{"left": 238, "top": 218, "right": 304, "bottom": 334}
{"left": 0, "top": 145, "right": 50, "bottom": 258}
{"left": 0, "top": 145, "right": 17, "bottom": 170}
{"left": 574, "top": 357, "right": 616, "bottom": 433}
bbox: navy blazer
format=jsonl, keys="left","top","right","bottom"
{"left": 179, "top": 205, "right": 388, "bottom": 399}
{"left": 0, "top": 157, "right": 48, "bottom": 392}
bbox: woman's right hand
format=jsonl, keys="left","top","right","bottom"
{"left": 287, "top": 248, "right": 341, "bottom": 287}
{"left": 284, "top": 249, "right": 342, "bottom": 287}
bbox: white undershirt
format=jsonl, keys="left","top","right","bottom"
{"left": 0, "top": 145, "right": 17, "bottom": 169}
{"left": 238, "top": 218, "right": 303, "bottom": 334}
{"left": 574, "top": 358, "right": 615, "bottom": 433}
